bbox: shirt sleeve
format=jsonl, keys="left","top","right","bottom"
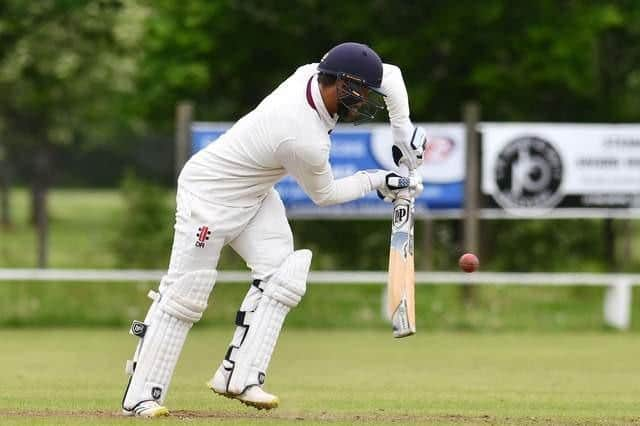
{"left": 381, "top": 63, "right": 414, "bottom": 145}
{"left": 275, "top": 138, "right": 376, "bottom": 207}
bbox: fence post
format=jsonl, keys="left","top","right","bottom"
{"left": 462, "top": 102, "right": 481, "bottom": 302}
{"left": 174, "top": 101, "right": 194, "bottom": 181}
{"left": 0, "top": 142, "right": 10, "bottom": 228}
{"left": 622, "top": 219, "right": 632, "bottom": 271}
{"left": 603, "top": 279, "right": 632, "bottom": 330}
{"left": 421, "top": 218, "right": 434, "bottom": 270}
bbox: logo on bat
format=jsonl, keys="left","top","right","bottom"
{"left": 392, "top": 204, "right": 409, "bottom": 228}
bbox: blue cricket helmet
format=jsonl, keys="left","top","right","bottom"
{"left": 317, "top": 42, "right": 386, "bottom": 124}
{"left": 318, "top": 42, "right": 384, "bottom": 94}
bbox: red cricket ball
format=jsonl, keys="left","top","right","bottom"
{"left": 459, "top": 253, "right": 479, "bottom": 273}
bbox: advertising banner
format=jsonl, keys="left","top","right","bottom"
{"left": 482, "top": 123, "right": 640, "bottom": 212}
{"left": 191, "top": 122, "right": 466, "bottom": 217}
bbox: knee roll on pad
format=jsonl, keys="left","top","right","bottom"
{"left": 122, "top": 269, "right": 217, "bottom": 410}
{"left": 158, "top": 270, "right": 216, "bottom": 322}
{"left": 262, "top": 254, "right": 309, "bottom": 307}
{"left": 225, "top": 250, "right": 312, "bottom": 394}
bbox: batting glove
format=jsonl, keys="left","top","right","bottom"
{"left": 392, "top": 126, "right": 427, "bottom": 170}
{"left": 365, "top": 170, "right": 423, "bottom": 203}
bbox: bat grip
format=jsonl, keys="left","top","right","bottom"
{"left": 397, "top": 164, "right": 416, "bottom": 199}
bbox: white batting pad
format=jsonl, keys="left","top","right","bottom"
{"left": 225, "top": 250, "right": 311, "bottom": 394}
{"left": 122, "top": 269, "right": 217, "bottom": 410}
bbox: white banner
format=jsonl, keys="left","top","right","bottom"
{"left": 371, "top": 124, "right": 466, "bottom": 183}
{"left": 482, "top": 123, "right": 640, "bottom": 210}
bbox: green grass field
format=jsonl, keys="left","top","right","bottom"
{"left": 1, "top": 329, "right": 639, "bottom": 425}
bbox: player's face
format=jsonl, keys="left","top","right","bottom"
{"left": 336, "top": 77, "right": 384, "bottom": 124}
{"left": 340, "top": 82, "right": 365, "bottom": 121}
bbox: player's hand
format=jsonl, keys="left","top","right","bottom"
{"left": 366, "top": 171, "right": 423, "bottom": 202}
{"left": 392, "top": 126, "right": 427, "bottom": 170}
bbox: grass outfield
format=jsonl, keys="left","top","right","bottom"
{"left": 1, "top": 329, "right": 639, "bottom": 425}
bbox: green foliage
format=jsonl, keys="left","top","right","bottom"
{"left": 4, "top": 0, "right": 640, "bottom": 182}
{"left": 485, "top": 220, "right": 610, "bottom": 272}
{"left": 112, "top": 172, "right": 173, "bottom": 268}
{"left": 0, "top": 1, "right": 145, "bottom": 148}
{"left": 291, "top": 220, "right": 391, "bottom": 270}
{"left": 3, "top": 0, "right": 640, "bottom": 178}
{"left": 291, "top": 219, "right": 461, "bottom": 271}
{"left": 133, "top": 0, "right": 640, "bottom": 125}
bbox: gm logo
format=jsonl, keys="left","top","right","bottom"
{"left": 195, "top": 226, "right": 212, "bottom": 248}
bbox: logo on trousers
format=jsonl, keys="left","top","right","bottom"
{"left": 195, "top": 226, "right": 211, "bottom": 248}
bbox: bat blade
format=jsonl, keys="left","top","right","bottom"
{"left": 387, "top": 197, "right": 416, "bottom": 338}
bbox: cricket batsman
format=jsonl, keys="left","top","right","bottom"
{"left": 121, "top": 42, "right": 426, "bottom": 417}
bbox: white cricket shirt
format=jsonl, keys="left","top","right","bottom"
{"left": 179, "top": 63, "right": 413, "bottom": 207}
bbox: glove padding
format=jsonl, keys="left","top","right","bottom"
{"left": 392, "top": 126, "right": 427, "bottom": 170}
{"left": 365, "top": 170, "right": 423, "bottom": 203}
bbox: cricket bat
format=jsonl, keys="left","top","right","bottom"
{"left": 386, "top": 170, "right": 416, "bottom": 338}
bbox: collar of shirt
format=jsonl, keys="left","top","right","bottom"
{"left": 306, "top": 75, "right": 338, "bottom": 132}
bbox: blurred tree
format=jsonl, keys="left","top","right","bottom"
{"left": 485, "top": 219, "right": 607, "bottom": 272}
{"left": 0, "top": 0, "right": 146, "bottom": 266}
{"left": 132, "top": 0, "right": 640, "bottom": 125}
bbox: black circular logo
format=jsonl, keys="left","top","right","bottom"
{"left": 494, "top": 136, "right": 563, "bottom": 209}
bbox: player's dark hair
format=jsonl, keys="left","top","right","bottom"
{"left": 317, "top": 72, "right": 337, "bottom": 87}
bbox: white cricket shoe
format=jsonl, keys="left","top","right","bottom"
{"left": 122, "top": 400, "right": 169, "bottom": 417}
{"left": 207, "top": 370, "right": 279, "bottom": 410}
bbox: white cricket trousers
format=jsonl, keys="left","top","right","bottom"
{"left": 162, "top": 186, "right": 294, "bottom": 292}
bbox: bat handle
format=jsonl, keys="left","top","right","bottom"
{"left": 397, "top": 165, "right": 417, "bottom": 200}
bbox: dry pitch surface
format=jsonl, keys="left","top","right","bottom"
{"left": 1, "top": 329, "right": 639, "bottom": 425}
